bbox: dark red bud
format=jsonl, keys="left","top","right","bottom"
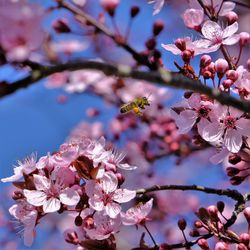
{"left": 189, "top": 229, "right": 200, "bottom": 237}
{"left": 153, "top": 20, "right": 164, "bottom": 36}
{"left": 226, "top": 167, "right": 240, "bottom": 177}
{"left": 145, "top": 38, "right": 156, "bottom": 50}
{"left": 228, "top": 154, "right": 241, "bottom": 165}
{"left": 178, "top": 218, "right": 187, "bottom": 231}
{"left": 217, "top": 201, "right": 225, "bottom": 213}
{"left": 74, "top": 215, "right": 83, "bottom": 226}
{"left": 230, "top": 175, "right": 245, "bottom": 185}
{"left": 130, "top": 6, "right": 140, "bottom": 18}
{"left": 53, "top": 19, "right": 71, "bottom": 33}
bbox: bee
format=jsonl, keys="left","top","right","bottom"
{"left": 120, "top": 96, "right": 151, "bottom": 116}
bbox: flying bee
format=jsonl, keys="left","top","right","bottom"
{"left": 120, "top": 96, "right": 151, "bottom": 116}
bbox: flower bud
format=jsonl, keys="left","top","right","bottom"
{"left": 239, "top": 32, "right": 250, "bottom": 47}
{"left": 130, "top": 6, "right": 140, "bottom": 18}
{"left": 53, "top": 19, "right": 71, "bottom": 33}
{"left": 226, "top": 167, "right": 240, "bottom": 177}
{"left": 229, "top": 154, "right": 241, "bottom": 165}
{"left": 200, "top": 55, "right": 212, "bottom": 68}
{"left": 207, "top": 62, "right": 215, "bottom": 74}
{"left": 65, "top": 231, "right": 79, "bottom": 245}
{"left": 207, "top": 205, "right": 218, "bottom": 219}
{"left": 145, "top": 38, "right": 156, "bottom": 50}
{"left": 194, "top": 220, "right": 203, "bottom": 228}
{"left": 230, "top": 175, "right": 245, "bottom": 185}
{"left": 181, "top": 50, "right": 192, "bottom": 63}
{"left": 215, "top": 59, "right": 229, "bottom": 78}
{"left": 83, "top": 215, "right": 95, "bottom": 229}
{"left": 222, "top": 79, "right": 233, "bottom": 89}
{"left": 215, "top": 242, "right": 229, "bottom": 250}
{"left": 189, "top": 229, "right": 200, "bottom": 237}
{"left": 100, "top": 0, "right": 119, "bottom": 16}
{"left": 244, "top": 207, "right": 250, "bottom": 224}
{"left": 175, "top": 38, "right": 186, "bottom": 51}
{"left": 74, "top": 215, "right": 83, "bottom": 226}
{"left": 240, "top": 233, "right": 250, "bottom": 245}
{"left": 12, "top": 190, "right": 24, "bottom": 200}
{"left": 178, "top": 218, "right": 187, "bottom": 231}
{"left": 198, "top": 239, "right": 210, "bottom": 250}
{"left": 238, "top": 243, "right": 248, "bottom": 250}
{"left": 217, "top": 201, "right": 225, "bottom": 213}
{"left": 225, "top": 11, "right": 238, "bottom": 25}
{"left": 226, "top": 70, "right": 238, "bottom": 82}
{"left": 153, "top": 20, "right": 164, "bottom": 36}
{"left": 203, "top": 70, "right": 212, "bottom": 79}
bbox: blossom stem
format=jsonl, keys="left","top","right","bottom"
{"left": 144, "top": 224, "right": 157, "bottom": 247}
{"left": 235, "top": 45, "right": 243, "bottom": 66}
{"left": 220, "top": 45, "right": 234, "bottom": 69}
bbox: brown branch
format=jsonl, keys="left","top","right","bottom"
{"left": 1, "top": 60, "right": 250, "bottom": 113}
{"left": 56, "top": 0, "right": 155, "bottom": 70}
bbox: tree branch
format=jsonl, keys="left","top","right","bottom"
{"left": 1, "top": 60, "right": 250, "bottom": 113}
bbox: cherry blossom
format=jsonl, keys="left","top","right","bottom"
{"left": 196, "top": 21, "right": 240, "bottom": 53}
{"left": 85, "top": 211, "right": 121, "bottom": 240}
{"left": 9, "top": 201, "right": 38, "bottom": 246}
{"left": 23, "top": 174, "right": 80, "bottom": 213}
{"left": 85, "top": 172, "right": 136, "bottom": 218}
{"left": 200, "top": 105, "right": 250, "bottom": 153}
{"left": 0, "top": 0, "right": 45, "bottom": 61}
{"left": 1, "top": 153, "right": 37, "bottom": 183}
{"left": 182, "top": 8, "right": 204, "bottom": 29}
{"left": 148, "top": 0, "right": 165, "bottom": 15}
{"left": 121, "top": 198, "right": 153, "bottom": 225}
{"left": 234, "top": 66, "right": 250, "bottom": 100}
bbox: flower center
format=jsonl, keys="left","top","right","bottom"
{"left": 197, "top": 105, "right": 210, "bottom": 118}
{"left": 224, "top": 116, "right": 236, "bottom": 129}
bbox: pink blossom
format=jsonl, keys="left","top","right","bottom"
{"left": 148, "top": 0, "right": 165, "bottom": 15}
{"left": 50, "top": 40, "right": 88, "bottom": 55}
{"left": 234, "top": 66, "right": 250, "bottom": 100}
{"left": 200, "top": 105, "right": 250, "bottom": 153}
{"left": 171, "top": 93, "right": 213, "bottom": 134}
{"left": 162, "top": 37, "right": 206, "bottom": 56}
{"left": 9, "top": 201, "right": 37, "bottom": 246}
{"left": 72, "top": 0, "right": 86, "bottom": 6}
{"left": 1, "top": 153, "right": 37, "bottom": 183}
{"left": 182, "top": 8, "right": 204, "bottom": 29}
{"left": 85, "top": 211, "right": 121, "bottom": 240}
{"left": 121, "top": 198, "right": 153, "bottom": 225}
{"left": 85, "top": 172, "right": 136, "bottom": 218}
{"left": 23, "top": 174, "right": 80, "bottom": 213}
{"left": 196, "top": 21, "right": 240, "bottom": 53}
{"left": 0, "top": 0, "right": 45, "bottom": 61}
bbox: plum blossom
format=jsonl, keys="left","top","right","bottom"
{"left": 234, "top": 66, "right": 250, "bottom": 100}
{"left": 23, "top": 174, "right": 80, "bottom": 213}
{"left": 182, "top": 8, "right": 204, "bottom": 29}
{"left": 121, "top": 198, "right": 153, "bottom": 225}
{"left": 0, "top": 0, "right": 45, "bottom": 61}
{"left": 85, "top": 172, "right": 136, "bottom": 218}
{"left": 1, "top": 153, "right": 37, "bottom": 183}
{"left": 85, "top": 211, "right": 121, "bottom": 240}
{"left": 196, "top": 21, "right": 240, "bottom": 53}
{"left": 148, "top": 0, "right": 165, "bottom": 15}
{"left": 200, "top": 105, "right": 250, "bottom": 153}
{"left": 9, "top": 201, "right": 38, "bottom": 246}
{"left": 170, "top": 93, "right": 213, "bottom": 134}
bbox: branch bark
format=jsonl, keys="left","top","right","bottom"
{"left": 1, "top": 60, "right": 250, "bottom": 113}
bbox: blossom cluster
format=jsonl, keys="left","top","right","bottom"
{"left": 1, "top": 137, "right": 153, "bottom": 247}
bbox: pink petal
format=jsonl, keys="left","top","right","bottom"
{"left": 1, "top": 166, "right": 23, "bottom": 182}
{"left": 23, "top": 211, "right": 37, "bottom": 246}
{"left": 236, "top": 118, "right": 250, "bottom": 137}
{"left": 201, "top": 20, "right": 222, "bottom": 41}
{"left": 24, "top": 190, "right": 47, "bottom": 206}
{"left": 121, "top": 212, "right": 137, "bottom": 225}
{"left": 188, "top": 93, "right": 201, "bottom": 108}
{"left": 223, "top": 22, "right": 238, "bottom": 38}
{"left": 33, "top": 174, "right": 51, "bottom": 191}
{"left": 105, "top": 202, "right": 121, "bottom": 218}
{"left": 161, "top": 44, "right": 181, "bottom": 55}
{"left": 59, "top": 187, "right": 80, "bottom": 206}
{"left": 43, "top": 197, "right": 61, "bottom": 213}
{"left": 100, "top": 172, "right": 118, "bottom": 193}
{"left": 210, "top": 148, "right": 230, "bottom": 164}
{"left": 113, "top": 189, "right": 136, "bottom": 203}
{"left": 219, "top": 2, "right": 236, "bottom": 16}
{"left": 118, "top": 163, "right": 137, "bottom": 170}
{"left": 89, "top": 196, "right": 104, "bottom": 211}
{"left": 224, "top": 129, "right": 242, "bottom": 153}
{"left": 194, "top": 39, "right": 213, "bottom": 48}
{"left": 200, "top": 122, "right": 224, "bottom": 142}
{"left": 139, "top": 198, "right": 154, "bottom": 217}
{"left": 223, "top": 34, "right": 240, "bottom": 45}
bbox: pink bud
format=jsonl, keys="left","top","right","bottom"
{"left": 239, "top": 32, "right": 250, "bottom": 47}
{"left": 238, "top": 243, "right": 248, "bottom": 250}
{"left": 226, "top": 70, "right": 238, "bottom": 82}
{"left": 175, "top": 38, "right": 186, "bottom": 51}
{"left": 100, "top": 0, "right": 120, "bottom": 16}
{"left": 115, "top": 172, "right": 125, "bottom": 185}
{"left": 203, "top": 70, "right": 212, "bottom": 79}
{"left": 200, "top": 55, "right": 212, "bottom": 68}
{"left": 194, "top": 220, "right": 203, "bottom": 228}
{"left": 181, "top": 50, "right": 192, "bottom": 63}
{"left": 215, "top": 242, "right": 229, "bottom": 250}
{"left": 222, "top": 79, "right": 233, "bottom": 89}
{"left": 198, "top": 239, "right": 210, "bottom": 250}
{"left": 83, "top": 215, "right": 95, "bottom": 229}
{"left": 207, "top": 62, "right": 215, "bottom": 74}
{"left": 225, "top": 11, "right": 238, "bottom": 25}
{"left": 215, "top": 59, "right": 229, "bottom": 78}
{"left": 207, "top": 205, "right": 218, "bottom": 219}
{"left": 240, "top": 233, "right": 250, "bottom": 245}
{"left": 244, "top": 207, "right": 250, "bottom": 224}
{"left": 247, "top": 59, "right": 250, "bottom": 71}
{"left": 153, "top": 20, "right": 164, "bottom": 36}
{"left": 228, "top": 154, "right": 241, "bottom": 164}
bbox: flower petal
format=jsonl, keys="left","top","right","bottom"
{"left": 161, "top": 44, "right": 181, "bottom": 55}
{"left": 201, "top": 20, "right": 222, "bottom": 40}
{"left": 113, "top": 189, "right": 136, "bottom": 203}
{"left": 105, "top": 202, "right": 121, "bottom": 218}
{"left": 200, "top": 122, "right": 224, "bottom": 142}
{"left": 219, "top": 2, "right": 235, "bottom": 16}
{"left": 43, "top": 198, "right": 61, "bottom": 213}
{"left": 223, "top": 22, "right": 238, "bottom": 38}
{"left": 88, "top": 196, "right": 104, "bottom": 211}
{"left": 224, "top": 129, "right": 242, "bottom": 153}
{"left": 24, "top": 189, "right": 47, "bottom": 206}
{"left": 33, "top": 174, "right": 51, "bottom": 191}
{"left": 59, "top": 187, "right": 80, "bottom": 206}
